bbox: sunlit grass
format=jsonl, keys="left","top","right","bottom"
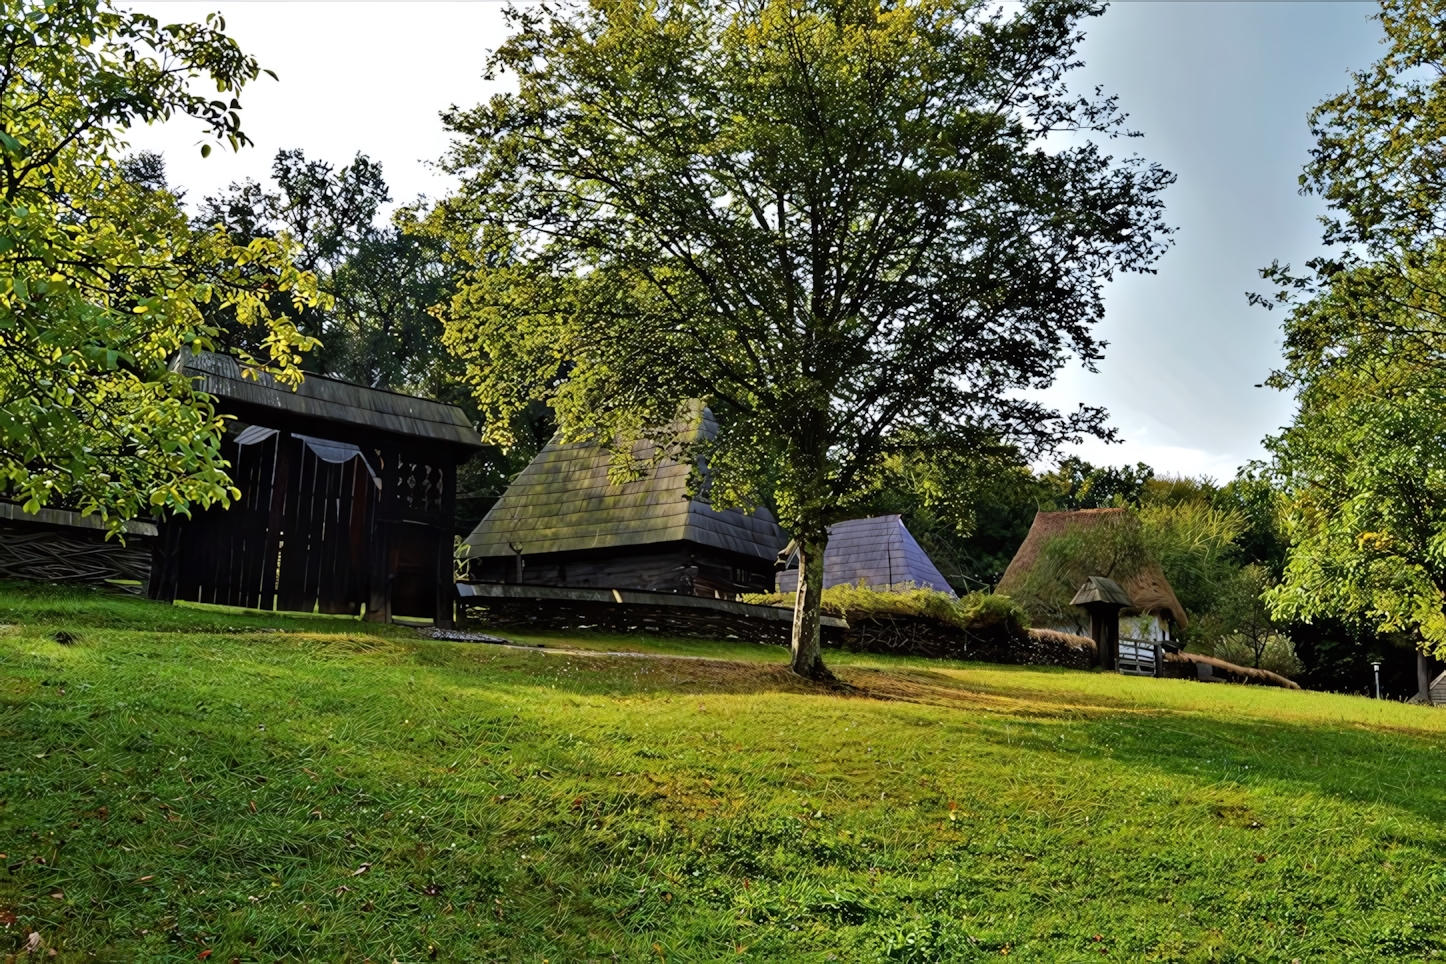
{"left": 2, "top": 582, "right": 1444, "bottom": 961}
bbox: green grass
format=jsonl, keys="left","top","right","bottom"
{"left": 3, "top": 581, "right": 1446, "bottom": 962}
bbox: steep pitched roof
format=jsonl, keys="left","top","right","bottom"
{"left": 176, "top": 351, "right": 483, "bottom": 450}
{"left": 459, "top": 416, "right": 787, "bottom": 561}
{"left": 996, "top": 508, "right": 1188, "bottom": 629}
{"left": 776, "top": 515, "right": 957, "bottom": 598}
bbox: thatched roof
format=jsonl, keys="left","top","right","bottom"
{"left": 997, "top": 508, "right": 1189, "bottom": 629}
{"left": 175, "top": 351, "right": 483, "bottom": 450}
{"left": 459, "top": 414, "right": 787, "bottom": 562}
{"left": 1166, "top": 651, "right": 1300, "bottom": 689}
{"left": 776, "top": 515, "right": 957, "bottom": 597}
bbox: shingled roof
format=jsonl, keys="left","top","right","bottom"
{"left": 776, "top": 515, "right": 957, "bottom": 597}
{"left": 175, "top": 351, "right": 483, "bottom": 449}
{"left": 459, "top": 416, "right": 787, "bottom": 562}
{"left": 997, "top": 508, "right": 1188, "bottom": 629}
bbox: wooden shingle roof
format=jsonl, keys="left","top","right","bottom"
{"left": 776, "top": 515, "right": 957, "bottom": 597}
{"left": 176, "top": 351, "right": 483, "bottom": 449}
{"left": 459, "top": 416, "right": 787, "bottom": 561}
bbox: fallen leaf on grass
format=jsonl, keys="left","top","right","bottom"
{"left": 23, "top": 931, "right": 40, "bottom": 954}
{"left": 334, "top": 885, "right": 351, "bottom": 896}
{"left": 136, "top": 875, "right": 154, "bottom": 883}
{"left": 198, "top": 951, "right": 212, "bottom": 960}
{"left": 351, "top": 863, "right": 371, "bottom": 876}
{"left": 0, "top": 909, "right": 15, "bottom": 926}
{"left": 48, "top": 891, "right": 62, "bottom": 900}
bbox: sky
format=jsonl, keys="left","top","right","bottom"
{"left": 127, "top": 0, "right": 1388, "bottom": 481}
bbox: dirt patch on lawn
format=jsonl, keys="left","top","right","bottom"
{"left": 533, "top": 646, "right": 1115, "bottom": 718}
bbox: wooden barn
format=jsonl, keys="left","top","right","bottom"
{"left": 147, "top": 351, "right": 482, "bottom": 625}
{"left": 459, "top": 415, "right": 787, "bottom": 599}
{"left": 996, "top": 508, "right": 1188, "bottom": 639}
{"left": 775, "top": 515, "right": 957, "bottom": 597}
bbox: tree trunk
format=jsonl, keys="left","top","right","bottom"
{"left": 790, "top": 534, "right": 830, "bottom": 679}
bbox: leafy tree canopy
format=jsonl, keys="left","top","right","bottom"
{"left": 1258, "top": 0, "right": 1446, "bottom": 655}
{"left": 196, "top": 149, "right": 455, "bottom": 393}
{"left": 0, "top": 0, "right": 319, "bottom": 529}
{"left": 433, "top": 0, "right": 1173, "bottom": 676}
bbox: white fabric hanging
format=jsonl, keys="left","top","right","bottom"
{"left": 232, "top": 425, "right": 380, "bottom": 490}
{"left": 233, "top": 425, "right": 278, "bottom": 447}
{"left": 295, "top": 433, "right": 381, "bottom": 489}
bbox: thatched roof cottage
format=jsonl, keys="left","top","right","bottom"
{"left": 996, "top": 508, "right": 1187, "bottom": 638}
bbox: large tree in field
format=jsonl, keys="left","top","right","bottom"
{"left": 0, "top": 0, "right": 318, "bottom": 529}
{"left": 1260, "top": 0, "right": 1446, "bottom": 654}
{"left": 436, "top": 0, "right": 1172, "bottom": 677}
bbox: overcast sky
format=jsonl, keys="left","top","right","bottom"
{"left": 127, "top": 0, "right": 1386, "bottom": 481}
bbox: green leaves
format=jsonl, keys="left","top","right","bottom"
{"left": 1260, "top": 0, "right": 1446, "bottom": 655}
{"left": 0, "top": 0, "right": 321, "bottom": 530}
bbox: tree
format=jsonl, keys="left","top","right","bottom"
{"left": 1041, "top": 456, "right": 1155, "bottom": 509}
{"left": 196, "top": 149, "right": 456, "bottom": 392}
{"left": 1258, "top": 0, "right": 1446, "bottom": 655}
{"left": 434, "top": 0, "right": 1172, "bottom": 677}
{"left": 0, "top": 0, "right": 318, "bottom": 529}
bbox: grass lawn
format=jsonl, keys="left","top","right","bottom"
{"left": 2, "top": 583, "right": 1445, "bottom": 962}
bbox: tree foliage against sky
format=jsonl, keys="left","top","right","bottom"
{"left": 434, "top": 0, "right": 1173, "bottom": 676}
{"left": 1260, "top": 0, "right": 1446, "bottom": 654}
{"left": 0, "top": 0, "right": 318, "bottom": 528}
{"left": 196, "top": 149, "right": 455, "bottom": 394}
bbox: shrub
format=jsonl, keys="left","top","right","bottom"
{"left": 742, "top": 583, "right": 1028, "bottom": 635}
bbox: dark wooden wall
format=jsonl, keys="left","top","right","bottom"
{"left": 466, "top": 542, "right": 775, "bottom": 600}
{"left": 151, "top": 429, "right": 458, "bottom": 626}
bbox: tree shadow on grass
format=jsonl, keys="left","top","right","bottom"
{"left": 969, "top": 707, "right": 1446, "bottom": 830}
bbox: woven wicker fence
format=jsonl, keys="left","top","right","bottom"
{"left": 0, "top": 524, "right": 153, "bottom": 589}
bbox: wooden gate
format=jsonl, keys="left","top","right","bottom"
{"left": 159, "top": 432, "right": 377, "bottom": 615}
{"left": 1118, "top": 638, "right": 1161, "bottom": 677}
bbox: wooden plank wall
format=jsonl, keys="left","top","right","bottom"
{"left": 166, "top": 433, "right": 376, "bottom": 615}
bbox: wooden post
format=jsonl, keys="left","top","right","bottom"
{"left": 1084, "top": 604, "right": 1123, "bottom": 671}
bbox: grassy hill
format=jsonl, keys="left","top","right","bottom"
{"left": 2, "top": 582, "right": 1444, "bottom": 962}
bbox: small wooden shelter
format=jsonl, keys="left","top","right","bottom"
{"left": 148, "top": 352, "right": 483, "bottom": 625}
{"left": 996, "top": 508, "right": 1188, "bottom": 637}
{"left": 459, "top": 414, "right": 787, "bottom": 599}
{"left": 775, "top": 515, "right": 957, "bottom": 597}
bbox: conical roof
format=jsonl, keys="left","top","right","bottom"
{"left": 776, "top": 515, "right": 957, "bottom": 598}
{"left": 459, "top": 415, "right": 786, "bottom": 562}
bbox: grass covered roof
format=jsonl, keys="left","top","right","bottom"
{"left": 997, "top": 508, "right": 1189, "bottom": 629}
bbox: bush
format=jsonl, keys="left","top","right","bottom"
{"left": 742, "top": 583, "right": 1028, "bottom": 635}
{"left": 1210, "top": 632, "right": 1304, "bottom": 679}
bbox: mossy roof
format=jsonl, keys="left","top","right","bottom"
{"left": 177, "top": 351, "right": 483, "bottom": 450}
{"left": 459, "top": 417, "right": 787, "bottom": 561}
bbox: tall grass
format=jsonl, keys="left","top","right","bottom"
{"left": 743, "top": 584, "right": 1028, "bottom": 634}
